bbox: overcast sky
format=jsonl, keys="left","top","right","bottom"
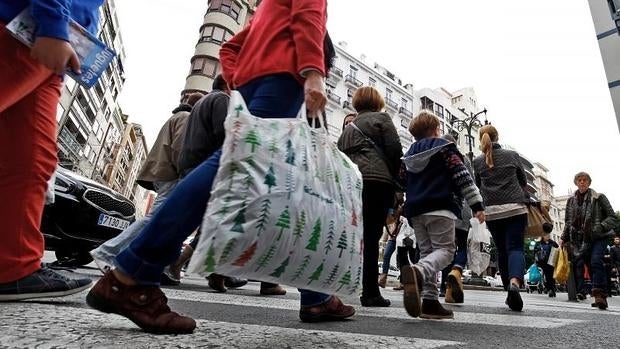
{"left": 115, "top": 0, "right": 620, "bottom": 209}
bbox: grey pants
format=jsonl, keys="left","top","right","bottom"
{"left": 410, "top": 215, "right": 456, "bottom": 300}
{"left": 90, "top": 180, "right": 178, "bottom": 268}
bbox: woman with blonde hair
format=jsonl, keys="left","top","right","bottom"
{"left": 473, "top": 125, "right": 529, "bottom": 311}
{"left": 338, "top": 86, "right": 403, "bottom": 307}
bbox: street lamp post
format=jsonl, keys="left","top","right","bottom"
{"left": 448, "top": 107, "right": 488, "bottom": 164}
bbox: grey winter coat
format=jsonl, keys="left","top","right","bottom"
{"left": 337, "top": 111, "right": 403, "bottom": 186}
{"left": 473, "top": 143, "right": 528, "bottom": 206}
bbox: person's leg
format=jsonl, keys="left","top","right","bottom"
{"left": 590, "top": 240, "right": 609, "bottom": 309}
{"left": 382, "top": 239, "right": 397, "bottom": 274}
{"left": 361, "top": 182, "right": 391, "bottom": 300}
{"left": 487, "top": 219, "right": 509, "bottom": 290}
{"left": 91, "top": 180, "right": 178, "bottom": 270}
{"left": 542, "top": 265, "right": 556, "bottom": 295}
{"left": 504, "top": 214, "right": 527, "bottom": 285}
{"left": 452, "top": 228, "right": 469, "bottom": 270}
{"left": 417, "top": 217, "right": 455, "bottom": 301}
{"left": 573, "top": 256, "right": 586, "bottom": 298}
{"left": 0, "top": 26, "right": 91, "bottom": 300}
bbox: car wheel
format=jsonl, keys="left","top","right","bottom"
{"left": 55, "top": 248, "right": 94, "bottom": 267}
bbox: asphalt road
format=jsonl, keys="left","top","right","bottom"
{"left": 1, "top": 256, "right": 618, "bottom": 348}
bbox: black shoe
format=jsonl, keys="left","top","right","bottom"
{"left": 505, "top": 284, "right": 523, "bottom": 311}
{"left": 224, "top": 277, "right": 248, "bottom": 289}
{"left": 577, "top": 293, "right": 586, "bottom": 301}
{"left": 207, "top": 274, "right": 227, "bottom": 293}
{"left": 439, "top": 291, "right": 446, "bottom": 298}
{"left": 420, "top": 299, "right": 454, "bottom": 319}
{"left": 160, "top": 269, "right": 181, "bottom": 286}
{"left": 0, "top": 268, "right": 92, "bottom": 301}
{"left": 549, "top": 290, "right": 556, "bottom": 298}
{"left": 360, "top": 295, "right": 391, "bottom": 307}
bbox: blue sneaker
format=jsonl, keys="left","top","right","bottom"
{"left": 0, "top": 267, "right": 92, "bottom": 301}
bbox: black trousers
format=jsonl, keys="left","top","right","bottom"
{"left": 541, "top": 264, "right": 556, "bottom": 292}
{"left": 361, "top": 180, "right": 395, "bottom": 298}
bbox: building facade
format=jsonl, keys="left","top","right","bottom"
{"left": 553, "top": 194, "right": 572, "bottom": 239}
{"left": 182, "top": 0, "right": 258, "bottom": 96}
{"left": 587, "top": 0, "right": 620, "bottom": 132}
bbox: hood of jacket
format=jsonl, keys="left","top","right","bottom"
{"left": 172, "top": 103, "right": 192, "bottom": 114}
{"left": 403, "top": 138, "right": 454, "bottom": 174}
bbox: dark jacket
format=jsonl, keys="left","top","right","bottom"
{"left": 561, "top": 189, "right": 618, "bottom": 244}
{"left": 136, "top": 104, "right": 191, "bottom": 190}
{"left": 611, "top": 244, "right": 620, "bottom": 269}
{"left": 534, "top": 239, "right": 559, "bottom": 265}
{"left": 473, "top": 143, "right": 528, "bottom": 206}
{"left": 178, "top": 90, "right": 229, "bottom": 177}
{"left": 402, "top": 138, "right": 484, "bottom": 218}
{"left": 337, "top": 111, "right": 402, "bottom": 186}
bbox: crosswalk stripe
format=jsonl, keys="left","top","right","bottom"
{"left": 0, "top": 303, "right": 461, "bottom": 348}
{"left": 164, "top": 289, "right": 585, "bottom": 329}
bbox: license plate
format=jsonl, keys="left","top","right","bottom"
{"left": 97, "top": 213, "right": 130, "bottom": 230}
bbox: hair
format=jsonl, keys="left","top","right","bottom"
{"left": 542, "top": 222, "right": 553, "bottom": 234}
{"left": 186, "top": 92, "right": 204, "bottom": 106}
{"left": 212, "top": 74, "right": 228, "bottom": 91}
{"left": 342, "top": 113, "right": 356, "bottom": 130}
{"left": 409, "top": 110, "right": 440, "bottom": 141}
{"left": 352, "top": 86, "right": 385, "bottom": 113}
{"left": 479, "top": 124, "right": 499, "bottom": 168}
{"left": 573, "top": 171, "right": 592, "bottom": 185}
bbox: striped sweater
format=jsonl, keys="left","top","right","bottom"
{"left": 402, "top": 137, "right": 484, "bottom": 218}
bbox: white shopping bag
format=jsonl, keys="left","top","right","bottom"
{"left": 188, "top": 92, "right": 364, "bottom": 296}
{"left": 467, "top": 218, "right": 491, "bottom": 275}
{"left": 547, "top": 246, "right": 559, "bottom": 267}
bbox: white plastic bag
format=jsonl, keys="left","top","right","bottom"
{"left": 396, "top": 217, "right": 415, "bottom": 247}
{"left": 547, "top": 246, "right": 559, "bottom": 267}
{"left": 188, "top": 92, "right": 364, "bottom": 296}
{"left": 467, "top": 218, "right": 491, "bottom": 275}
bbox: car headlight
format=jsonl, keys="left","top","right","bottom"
{"left": 54, "top": 175, "right": 76, "bottom": 193}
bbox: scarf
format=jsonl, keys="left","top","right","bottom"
{"left": 570, "top": 189, "right": 593, "bottom": 239}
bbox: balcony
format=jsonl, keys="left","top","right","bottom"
{"left": 342, "top": 100, "right": 354, "bottom": 111}
{"left": 399, "top": 107, "right": 413, "bottom": 118}
{"left": 385, "top": 98, "right": 398, "bottom": 111}
{"left": 327, "top": 90, "right": 341, "bottom": 105}
{"left": 345, "top": 74, "right": 362, "bottom": 88}
{"left": 330, "top": 67, "right": 343, "bottom": 79}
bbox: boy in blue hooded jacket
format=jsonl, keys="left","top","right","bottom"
{"left": 399, "top": 110, "right": 485, "bottom": 319}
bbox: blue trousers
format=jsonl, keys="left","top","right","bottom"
{"left": 116, "top": 74, "right": 330, "bottom": 306}
{"left": 486, "top": 214, "right": 527, "bottom": 289}
{"left": 382, "top": 239, "right": 396, "bottom": 274}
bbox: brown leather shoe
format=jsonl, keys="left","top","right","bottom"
{"left": 378, "top": 273, "right": 387, "bottom": 288}
{"left": 86, "top": 271, "right": 196, "bottom": 334}
{"left": 592, "top": 288, "right": 608, "bottom": 310}
{"left": 401, "top": 265, "right": 424, "bottom": 318}
{"left": 299, "top": 296, "right": 355, "bottom": 322}
{"left": 260, "top": 284, "right": 287, "bottom": 296}
{"left": 207, "top": 274, "right": 227, "bottom": 293}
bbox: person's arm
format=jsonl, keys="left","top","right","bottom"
{"left": 30, "top": 0, "right": 82, "bottom": 74}
{"left": 219, "top": 25, "right": 250, "bottom": 88}
{"left": 379, "top": 113, "right": 404, "bottom": 175}
{"left": 561, "top": 198, "right": 572, "bottom": 243}
{"left": 210, "top": 94, "right": 231, "bottom": 149}
{"left": 290, "top": 0, "right": 327, "bottom": 78}
{"left": 442, "top": 147, "right": 485, "bottom": 221}
{"left": 595, "top": 194, "right": 618, "bottom": 235}
{"left": 513, "top": 151, "right": 528, "bottom": 192}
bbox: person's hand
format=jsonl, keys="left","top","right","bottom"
{"left": 474, "top": 211, "right": 485, "bottom": 224}
{"left": 31, "top": 37, "right": 80, "bottom": 75}
{"left": 304, "top": 70, "right": 326, "bottom": 116}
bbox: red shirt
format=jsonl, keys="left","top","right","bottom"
{"left": 220, "top": 0, "right": 327, "bottom": 88}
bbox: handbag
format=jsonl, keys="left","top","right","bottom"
{"left": 524, "top": 202, "right": 552, "bottom": 239}
{"left": 348, "top": 122, "right": 403, "bottom": 191}
{"left": 188, "top": 91, "right": 364, "bottom": 297}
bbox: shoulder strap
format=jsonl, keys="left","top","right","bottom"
{"left": 350, "top": 122, "right": 393, "bottom": 173}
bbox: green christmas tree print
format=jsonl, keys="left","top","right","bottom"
{"left": 293, "top": 210, "right": 306, "bottom": 245}
{"left": 285, "top": 168, "right": 295, "bottom": 200}
{"left": 231, "top": 119, "right": 243, "bottom": 151}
{"left": 341, "top": 155, "right": 352, "bottom": 169}
{"left": 244, "top": 129, "right": 261, "bottom": 153}
{"left": 291, "top": 255, "right": 311, "bottom": 280}
{"left": 337, "top": 230, "right": 348, "bottom": 258}
{"left": 349, "top": 231, "right": 357, "bottom": 260}
{"left": 325, "top": 164, "right": 333, "bottom": 181}
{"left": 231, "top": 241, "right": 257, "bottom": 267}
{"left": 311, "top": 134, "right": 318, "bottom": 152}
{"left": 231, "top": 205, "right": 247, "bottom": 233}
{"left": 305, "top": 218, "right": 321, "bottom": 251}
{"left": 255, "top": 244, "right": 277, "bottom": 271}
{"left": 307, "top": 260, "right": 324, "bottom": 285}
{"left": 346, "top": 176, "right": 353, "bottom": 193}
{"left": 255, "top": 198, "right": 271, "bottom": 236}
{"left": 338, "top": 192, "right": 346, "bottom": 217}
{"left": 350, "top": 266, "right": 362, "bottom": 294}
{"left": 218, "top": 238, "right": 237, "bottom": 264}
{"left": 336, "top": 268, "right": 352, "bottom": 292}
{"left": 228, "top": 162, "right": 240, "bottom": 190}
{"left": 264, "top": 164, "right": 276, "bottom": 193}
{"left": 275, "top": 206, "right": 291, "bottom": 241}
{"left": 324, "top": 220, "right": 335, "bottom": 255}
{"left": 285, "top": 139, "right": 295, "bottom": 165}
{"left": 268, "top": 138, "right": 278, "bottom": 157}
{"left": 355, "top": 179, "right": 362, "bottom": 191}
{"left": 244, "top": 156, "right": 259, "bottom": 170}
{"left": 323, "top": 264, "right": 339, "bottom": 286}
{"left": 243, "top": 174, "right": 254, "bottom": 191}
{"left": 301, "top": 149, "right": 309, "bottom": 172}
{"left": 204, "top": 243, "right": 217, "bottom": 273}
{"left": 334, "top": 171, "right": 340, "bottom": 184}
{"left": 216, "top": 197, "right": 231, "bottom": 218}
{"left": 234, "top": 104, "right": 243, "bottom": 117}
{"left": 269, "top": 256, "right": 290, "bottom": 278}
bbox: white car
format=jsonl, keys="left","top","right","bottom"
{"left": 483, "top": 275, "right": 503, "bottom": 287}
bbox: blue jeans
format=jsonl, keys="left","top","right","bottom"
{"left": 590, "top": 239, "right": 608, "bottom": 290}
{"left": 486, "top": 213, "right": 527, "bottom": 289}
{"left": 115, "top": 74, "right": 329, "bottom": 306}
{"left": 382, "top": 239, "right": 396, "bottom": 274}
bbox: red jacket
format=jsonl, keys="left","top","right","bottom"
{"left": 220, "top": 0, "right": 327, "bottom": 88}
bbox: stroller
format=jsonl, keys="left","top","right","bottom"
{"left": 526, "top": 264, "right": 544, "bottom": 294}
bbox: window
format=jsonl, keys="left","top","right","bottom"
{"left": 200, "top": 25, "right": 234, "bottom": 44}
{"left": 56, "top": 104, "right": 65, "bottom": 122}
{"left": 385, "top": 88, "right": 392, "bottom": 100}
{"left": 368, "top": 77, "right": 376, "bottom": 87}
{"left": 347, "top": 88, "right": 354, "bottom": 102}
{"left": 92, "top": 119, "right": 100, "bottom": 133}
{"left": 208, "top": 0, "right": 242, "bottom": 21}
{"left": 435, "top": 104, "right": 444, "bottom": 119}
{"left": 96, "top": 128, "right": 104, "bottom": 142}
{"left": 401, "top": 98, "right": 407, "bottom": 108}
{"left": 190, "top": 56, "right": 219, "bottom": 78}
{"left": 65, "top": 78, "right": 76, "bottom": 92}
{"left": 349, "top": 65, "right": 358, "bottom": 78}
{"left": 84, "top": 144, "right": 92, "bottom": 157}
{"left": 421, "top": 96, "right": 434, "bottom": 111}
